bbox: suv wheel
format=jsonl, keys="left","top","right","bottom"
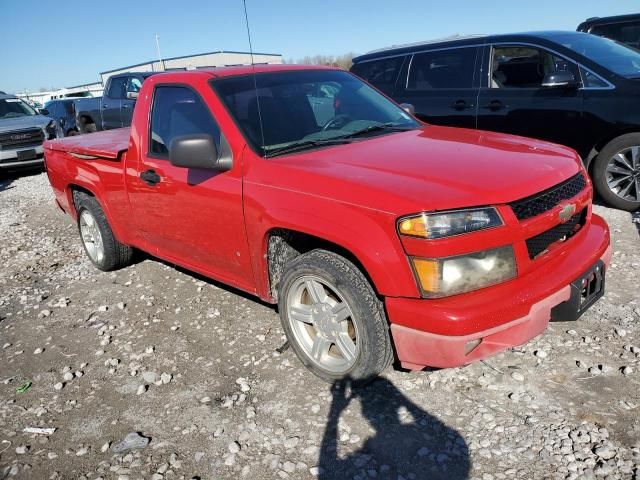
{"left": 593, "top": 133, "right": 640, "bottom": 211}
{"left": 278, "top": 250, "right": 393, "bottom": 384}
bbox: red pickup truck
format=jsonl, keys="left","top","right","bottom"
{"left": 44, "top": 64, "right": 611, "bottom": 383}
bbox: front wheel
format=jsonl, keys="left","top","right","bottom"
{"left": 278, "top": 250, "right": 393, "bottom": 384}
{"left": 592, "top": 133, "right": 640, "bottom": 211}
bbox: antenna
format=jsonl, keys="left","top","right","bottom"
{"left": 242, "top": 0, "right": 266, "bottom": 156}
{"left": 155, "top": 34, "right": 165, "bottom": 71}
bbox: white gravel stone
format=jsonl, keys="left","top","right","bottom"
{"left": 53, "top": 382, "right": 64, "bottom": 391}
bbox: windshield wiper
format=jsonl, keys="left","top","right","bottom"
{"left": 265, "top": 138, "right": 351, "bottom": 157}
{"left": 340, "top": 123, "right": 414, "bottom": 140}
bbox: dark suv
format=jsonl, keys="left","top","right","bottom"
{"left": 578, "top": 14, "right": 640, "bottom": 50}
{"left": 351, "top": 31, "right": 640, "bottom": 211}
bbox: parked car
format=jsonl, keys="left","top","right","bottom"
{"left": 0, "top": 93, "right": 59, "bottom": 172}
{"left": 43, "top": 99, "right": 79, "bottom": 137}
{"left": 44, "top": 65, "right": 610, "bottom": 383}
{"left": 351, "top": 31, "right": 640, "bottom": 211}
{"left": 74, "top": 72, "right": 156, "bottom": 133}
{"left": 578, "top": 13, "right": 640, "bottom": 50}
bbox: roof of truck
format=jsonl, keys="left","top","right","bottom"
{"left": 199, "top": 63, "right": 337, "bottom": 78}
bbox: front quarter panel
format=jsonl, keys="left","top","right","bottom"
{"left": 242, "top": 154, "right": 421, "bottom": 301}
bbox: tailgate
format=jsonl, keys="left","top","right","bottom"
{"left": 44, "top": 128, "right": 130, "bottom": 159}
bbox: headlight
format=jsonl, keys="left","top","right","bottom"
{"left": 45, "top": 120, "right": 57, "bottom": 140}
{"left": 411, "top": 245, "right": 517, "bottom": 297}
{"left": 398, "top": 208, "right": 502, "bottom": 239}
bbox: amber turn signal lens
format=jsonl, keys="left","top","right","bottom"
{"left": 399, "top": 216, "right": 429, "bottom": 238}
{"left": 411, "top": 258, "right": 439, "bottom": 293}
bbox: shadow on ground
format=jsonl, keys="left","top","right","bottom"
{"left": 632, "top": 211, "right": 640, "bottom": 238}
{"left": 319, "top": 377, "right": 470, "bottom": 480}
{"left": 0, "top": 167, "right": 44, "bottom": 193}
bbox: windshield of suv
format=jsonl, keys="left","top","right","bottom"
{"left": 0, "top": 98, "right": 38, "bottom": 119}
{"left": 212, "top": 69, "right": 419, "bottom": 156}
{"left": 549, "top": 32, "right": 640, "bottom": 78}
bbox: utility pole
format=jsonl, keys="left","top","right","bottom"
{"left": 155, "top": 34, "right": 165, "bottom": 71}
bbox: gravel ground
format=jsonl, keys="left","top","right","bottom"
{"left": 1, "top": 170, "right": 639, "bottom": 480}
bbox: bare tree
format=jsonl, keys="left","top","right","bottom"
{"left": 294, "top": 53, "right": 356, "bottom": 70}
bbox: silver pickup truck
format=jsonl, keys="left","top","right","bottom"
{"left": 0, "top": 93, "right": 59, "bottom": 171}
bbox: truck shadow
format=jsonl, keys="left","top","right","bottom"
{"left": 318, "top": 376, "right": 470, "bottom": 480}
{"left": 633, "top": 211, "right": 640, "bottom": 238}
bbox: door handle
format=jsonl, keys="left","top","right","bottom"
{"left": 140, "top": 169, "right": 161, "bottom": 186}
{"left": 450, "top": 100, "right": 474, "bottom": 110}
{"left": 122, "top": 104, "right": 132, "bottom": 109}
{"left": 102, "top": 104, "right": 109, "bottom": 109}
{"left": 481, "top": 100, "right": 507, "bottom": 111}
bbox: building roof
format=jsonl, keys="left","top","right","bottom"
{"left": 99, "top": 50, "right": 282, "bottom": 75}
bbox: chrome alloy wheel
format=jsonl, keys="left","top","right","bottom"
{"left": 79, "top": 210, "right": 105, "bottom": 264}
{"left": 606, "top": 146, "right": 640, "bottom": 202}
{"left": 285, "top": 275, "right": 359, "bottom": 374}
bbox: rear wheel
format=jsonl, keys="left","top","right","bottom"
{"left": 67, "top": 129, "right": 79, "bottom": 136}
{"left": 278, "top": 250, "right": 393, "bottom": 384}
{"left": 75, "top": 194, "right": 133, "bottom": 271}
{"left": 593, "top": 133, "right": 640, "bottom": 211}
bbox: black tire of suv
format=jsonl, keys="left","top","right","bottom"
{"left": 278, "top": 249, "right": 393, "bottom": 385}
{"left": 75, "top": 194, "right": 133, "bottom": 271}
{"left": 593, "top": 133, "right": 640, "bottom": 211}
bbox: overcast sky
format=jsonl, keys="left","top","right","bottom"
{"left": 2, "top": 0, "right": 638, "bottom": 93}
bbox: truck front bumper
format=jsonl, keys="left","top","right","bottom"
{"left": 0, "top": 145, "right": 44, "bottom": 169}
{"left": 386, "top": 214, "right": 611, "bottom": 370}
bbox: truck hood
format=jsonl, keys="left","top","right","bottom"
{"left": 261, "top": 126, "right": 583, "bottom": 215}
{"left": 0, "top": 115, "right": 51, "bottom": 133}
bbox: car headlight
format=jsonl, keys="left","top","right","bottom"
{"left": 398, "top": 208, "right": 502, "bottom": 239}
{"left": 411, "top": 245, "right": 517, "bottom": 297}
{"left": 45, "top": 120, "right": 58, "bottom": 140}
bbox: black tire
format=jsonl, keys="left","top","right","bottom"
{"left": 75, "top": 193, "right": 133, "bottom": 271}
{"left": 278, "top": 249, "right": 393, "bottom": 384}
{"left": 84, "top": 123, "right": 97, "bottom": 134}
{"left": 67, "top": 129, "right": 79, "bottom": 137}
{"left": 592, "top": 133, "right": 640, "bottom": 211}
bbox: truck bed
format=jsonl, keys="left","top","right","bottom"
{"left": 45, "top": 127, "right": 130, "bottom": 159}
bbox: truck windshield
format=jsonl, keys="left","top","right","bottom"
{"left": 0, "top": 98, "right": 37, "bottom": 119}
{"left": 550, "top": 32, "right": 640, "bottom": 78}
{"left": 211, "top": 69, "right": 419, "bottom": 156}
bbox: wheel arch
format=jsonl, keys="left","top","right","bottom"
{"left": 586, "top": 128, "right": 640, "bottom": 172}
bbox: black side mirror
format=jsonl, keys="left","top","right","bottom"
{"left": 399, "top": 103, "right": 415, "bottom": 115}
{"left": 541, "top": 71, "right": 578, "bottom": 88}
{"left": 39, "top": 108, "right": 50, "bottom": 115}
{"left": 169, "top": 134, "right": 232, "bottom": 171}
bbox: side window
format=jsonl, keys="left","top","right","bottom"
{"left": 107, "top": 77, "right": 128, "bottom": 99}
{"left": 580, "top": 67, "right": 609, "bottom": 88}
{"left": 406, "top": 47, "right": 477, "bottom": 90}
{"left": 127, "top": 77, "right": 143, "bottom": 93}
{"left": 149, "top": 86, "right": 221, "bottom": 157}
{"left": 63, "top": 101, "right": 75, "bottom": 115}
{"left": 351, "top": 57, "right": 404, "bottom": 94}
{"left": 490, "top": 46, "right": 580, "bottom": 89}
{"left": 590, "top": 22, "right": 640, "bottom": 50}
{"left": 44, "top": 102, "right": 57, "bottom": 116}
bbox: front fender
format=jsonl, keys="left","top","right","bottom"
{"left": 243, "top": 182, "right": 420, "bottom": 301}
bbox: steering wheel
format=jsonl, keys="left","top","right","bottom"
{"left": 322, "top": 114, "right": 352, "bottom": 131}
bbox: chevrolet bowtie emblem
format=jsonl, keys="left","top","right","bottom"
{"left": 558, "top": 203, "right": 576, "bottom": 222}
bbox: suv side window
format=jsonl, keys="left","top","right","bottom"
{"left": 490, "top": 46, "right": 580, "bottom": 89}
{"left": 149, "top": 85, "right": 221, "bottom": 157}
{"left": 590, "top": 21, "right": 640, "bottom": 50}
{"left": 407, "top": 47, "right": 478, "bottom": 90}
{"left": 351, "top": 57, "right": 404, "bottom": 94}
{"left": 107, "top": 76, "right": 128, "bottom": 99}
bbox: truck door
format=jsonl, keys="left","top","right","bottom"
{"left": 128, "top": 83, "right": 255, "bottom": 291}
{"left": 101, "top": 76, "right": 126, "bottom": 129}
{"left": 476, "top": 44, "right": 585, "bottom": 153}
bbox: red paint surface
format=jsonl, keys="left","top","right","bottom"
{"left": 43, "top": 65, "right": 610, "bottom": 369}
